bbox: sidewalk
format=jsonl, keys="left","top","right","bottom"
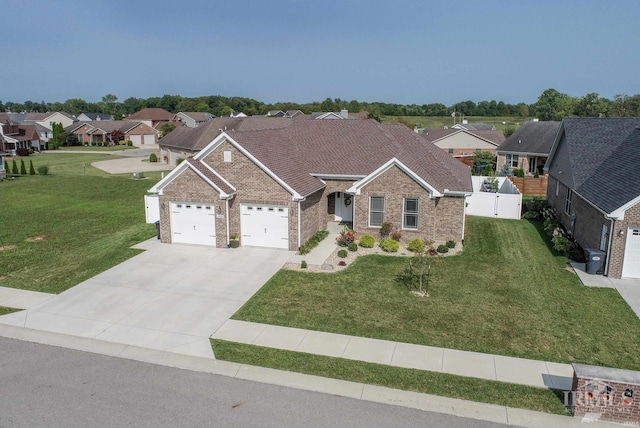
{"left": 211, "top": 319, "right": 574, "bottom": 391}
{"left": 0, "top": 287, "right": 54, "bottom": 310}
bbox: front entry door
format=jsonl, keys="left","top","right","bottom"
{"left": 334, "top": 192, "right": 353, "bottom": 222}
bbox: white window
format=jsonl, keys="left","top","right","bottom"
{"left": 565, "top": 189, "right": 573, "bottom": 215}
{"left": 403, "top": 198, "right": 419, "bottom": 229}
{"left": 369, "top": 196, "right": 385, "bottom": 227}
{"left": 223, "top": 150, "right": 232, "bottom": 162}
{"left": 555, "top": 179, "right": 559, "bottom": 196}
{"left": 506, "top": 154, "right": 519, "bottom": 168}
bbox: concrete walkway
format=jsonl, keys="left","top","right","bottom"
{"left": 211, "top": 319, "right": 574, "bottom": 390}
{"left": 0, "top": 287, "right": 54, "bottom": 310}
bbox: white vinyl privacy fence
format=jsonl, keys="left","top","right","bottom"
{"left": 466, "top": 176, "right": 522, "bottom": 220}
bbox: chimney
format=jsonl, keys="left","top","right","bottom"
{"left": 340, "top": 109, "right": 349, "bottom": 119}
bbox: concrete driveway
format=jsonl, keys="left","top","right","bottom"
{"left": 0, "top": 239, "right": 293, "bottom": 359}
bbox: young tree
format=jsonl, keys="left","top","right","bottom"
{"left": 29, "top": 160, "right": 36, "bottom": 175}
{"left": 12, "top": 160, "right": 18, "bottom": 175}
{"left": 160, "top": 123, "right": 177, "bottom": 138}
{"left": 20, "top": 159, "right": 27, "bottom": 175}
{"left": 110, "top": 129, "right": 125, "bottom": 144}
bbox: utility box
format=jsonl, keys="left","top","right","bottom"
{"left": 585, "top": 248, "right": 606, "bottom": 275}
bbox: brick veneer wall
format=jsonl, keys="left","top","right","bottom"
{"left": 608, "top": 202, "right": 640, "bottom": 278}
{"left": 353, "top": 165, "right": 465, "bottom": 244}
{"left": 202, "top": 141, "right": 298, "bottom": 250}
{"left": 158, "top": 167, "right": 225, "bottom": 245}
{"left": 547, "top": 176, "right": 640, "bottom": 278}
{"left": 571, "top": 364, "right": 640, "bottom": 424}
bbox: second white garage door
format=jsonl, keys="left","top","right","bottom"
{"left": 143, "top": 134, "right": 155, "bottom": 145}
{"left": 171, "top": 202, "right": 216, "bottom": 246}
{"left": 241, "top": 204, "right": 289, "bottom": 249}
{"left": 622, "top": 227, "right": 640, "bottom": 278}
{"left": 129, "top": 135, "right": 142, "bottom": 146}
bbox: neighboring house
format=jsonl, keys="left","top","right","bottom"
{"left": 127, "top": 108, "right": 174, "bottom": 129}
{"left": 23, "top": 111, "right": 75, "bottom": 142}
{"left": 65, "top": 121, "right": 159, "bottom": 146}
{"left": 158, "top": 116, "right": 293, "bottom": 166}
{"left": 266, "top": 110, "right": 285, "bottom": 117}
{"left": 310, "top": 110, "right": 367, "bottom": 120}
{"left": 173, "top": 112, "right": 215, "bottom": 128}
{"left": 452, "top": 122, "right": 496, "bottom": 131}
{"left": 231, "top": 112, "right": 247, "bottom": 118}
{"left": 76, "top": 113, "right": 113, "bottom": 121}
{"left": 0, "top": 120, "right": 41, "bottom": 153}
{"left": 422, "top": 128, "right": 505, "bottom": 160}
{"left": 497, "top": 121, "right": 560, "bottom": 175}
{"left": 545, "top": 117, "right": 640, "bottom": 279}
{"left": 148, "top": 119, "right": 472, "bottom": 251}
{"left": 285, "top": 110, "right": 304, "bottom": 118}
{"left": 0, "top": 154, "right": 5, "bottom": 179}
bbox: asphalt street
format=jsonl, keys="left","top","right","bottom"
{"left": 0, "top": 337, "right": 510, "bottom": 428}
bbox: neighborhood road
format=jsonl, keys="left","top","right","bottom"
{"left": 0, "top": 336, "right": 509, "bottom": 428}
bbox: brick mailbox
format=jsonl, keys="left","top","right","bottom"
{"left": 571, "top": 363, "right": 640, "bottom": 424}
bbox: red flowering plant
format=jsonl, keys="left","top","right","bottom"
{"left": 336, "top": 227, "right": 357, "bottom": 247}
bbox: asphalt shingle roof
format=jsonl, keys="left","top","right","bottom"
{"left": 223, "top": 120, "right": 472, "bottom": 197}
{"left": 558, "top": 117, "right": 640, "bottom": 213}
{"left": 128, "top": 108, "right": 174, "bottom": 121}
{"left": 498, "top": 121, "right": 560, "bottom": 155}
{"left": 422, "top": 129, "right": 505, "bottom": 146}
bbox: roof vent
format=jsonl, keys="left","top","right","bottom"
{"left": 518, "top": 139, "right": 521, "bottom": 144}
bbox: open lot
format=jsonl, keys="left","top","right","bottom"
{"left": 233, "top": 216, "right": 640, "bottom": 370}
{"left": 0, "top": 153, "right": 165, "bottom": 293}
{"left": 382, "top": 115, "right": 528, "bottom": 131}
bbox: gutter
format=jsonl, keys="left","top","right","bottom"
{"left": 225, "top": 195, "right": 233, "bottom": 246}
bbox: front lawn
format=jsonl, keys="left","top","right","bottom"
{"left": 233, "top": 217, "right": 640, "bottom": 370}
{"left": 0, "top": 156, "right": 162, "bottom": 293}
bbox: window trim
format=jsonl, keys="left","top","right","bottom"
{"left": 506, "top": 153, "right": 519, "bottom": 168}
{"left": 369, "top": 196, "right": 385, "bottom": 227}
{"left": 402, "top": 198, "right": 419, "bottom": 230}
{"left": 565, "top": 188, "right": 573, "bottom": 215}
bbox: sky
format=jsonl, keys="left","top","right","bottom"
{"left": 3, "top": 0, "right": 640, "bottom": 106}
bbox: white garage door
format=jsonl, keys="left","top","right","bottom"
{"left": 129, "top": 135, "right": 142, "bottom": 146}
{"left": 241, "top": 204, "right": 288, "bottom": 249}
{"left": 171, "top": 202, "right": 216, "bottom": 246}
{"left": 143, "top": 134, "right": 155, "bottom": 145}
{"left": 622, "top": 227, "right": 640, "bottom": 278}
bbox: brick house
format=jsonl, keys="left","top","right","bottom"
{"left": 149, "top": 119, "right": 472, "bottom": 251}
{"left": 65, "top": 121, "right": 159, "bottom": 146}
{"left": 497, "top": 121, "right": 560, "bottom": 176}
{"left": 422, "top": 128, "right": 505, "bottom": 164}
{"left": 545, "top": 117, "right": 640, "bottom": 279}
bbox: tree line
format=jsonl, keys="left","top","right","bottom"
{"left": 1, "top": 89, "right": 639, "bottom": 120}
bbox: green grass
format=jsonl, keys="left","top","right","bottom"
{"left": 0, "top": 306, "right": 21, "bottom": 316}
{"left": 233, "top": 216, "right": 640, "bottom": 370}
{"left": 211, "top": 339, "right": 569, "bottom": 416}
{"left": 0, "top": 155, "right": 161, "bottom": 293}
{"left": 382, "top": 115, "right": 528, "bottom": 131}
{"left": 53, "top": 145, "right": 137, "bottom": 152}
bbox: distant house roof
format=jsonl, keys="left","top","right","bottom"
{"left": 24, "top": 111, "right": 74, "bottom": 122}
{"left": 267, "top": 110, "right": 285, "bottom": 117}
{"left": 128, "top": 108, "right": 174, "bottom": 121}
{"left": 285, "top": 110, "right": 304, "bottom": 118}
{"left": 79, "top": 113, "right": 113, "bottom": 121}
{"left": 423, "top": 128, "right": 506, "bottom": 146}
{"left": 498, "top": 121, "right": 561, "bottom": 155}
{"left": 159, "top": 116, "right": 294, "bottom": 151}
{"left": 547, "top": 117, "right": 640, "bottom": 214}
{"left": 65, "top": 120, "right": 158, "bottom": 135}
{"left": 452, "top": 122, "right": 495, "bottom": 131}
{"left": 175, "top": 112, "right": 215, "bottom": 123}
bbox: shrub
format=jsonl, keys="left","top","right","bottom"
{"left": 16, "top": 148, "right": 30, "bottom": 156}
{"left": 338, "top": 260, "right": 347, "bottom": 266}
{"left": 12, "top": 160, "right": 18, "bottom": 175}
{"left": 381, "top": 238, "right": 399, "bottom": 253}
{"left": 298, "top": 230, "right": 329, "bottom": 255}
{"left": 348, "top": 242, "right": 358, "bottom": 252}
{"left": 552, "top": 235, "right": 574, "bottom": 253}
{"left": 534, "top": 170, "right": 540, "bottom": 178}
{"left": 407, "top": 238, "right": 425, "bottom": 253}
{"left": 513, "top": 168, "right": 525, "bottom": 177}
{"left": 359, "top": 234, "right": 375, "bottom": 248}
{"left": 522, "top": 197, "right": 548, "bottom": 221}
{"left": 176, "top": 158, "right": 185, "bottom": 165}
{"left": 337, "top": 249, "right": 348, "bottom": 258}
{"left": 4, "top": 160, "right": 9, "bottom": 172}
{"left": 300, "top": 260, "right": 307, "bottom": 269}
{"left": 390, "top": 230, "right": 402, "bottom": 241}
{"left": 37, "top": 165, "right": 49, "bottom": 175}
{"left": 20, "top": 159, "right": 27, "bottom": 175}
{"left": 522, "top": 211, "right": 540, "bottom": 220}
{"left": 336, "top": 227, "right": 356, "bottom": 247}
{"left": 543, "top": 217, "right": 559, "bottom": 235}
{"left": 437, "top": 244, "right": 449, "bottom": 253}
{"left": 29, "top": 160, "right": 35, "bottom": 175}
{"left": 91, "top": 142, "right": 97, "bottom": 146}
{"left": 149, "top": 153, "right": 158, "bottom": 163}
{"left": 380, "top": 222, "right": 393, "bottom": 238}
{"left": 127, "top": 140, "right": 133, "bottom": 146}
{"left": 446, "top": 240, "right": 456, "bottom": 248}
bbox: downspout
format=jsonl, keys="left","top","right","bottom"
{"left": 604, "top": 216, "right": 615, "bottom": 276}
{"left": 225, "top": 197, "right": 231, "bottom": 246}
{"left": 297, "top": 200, "right": 302, "bottom": 250}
